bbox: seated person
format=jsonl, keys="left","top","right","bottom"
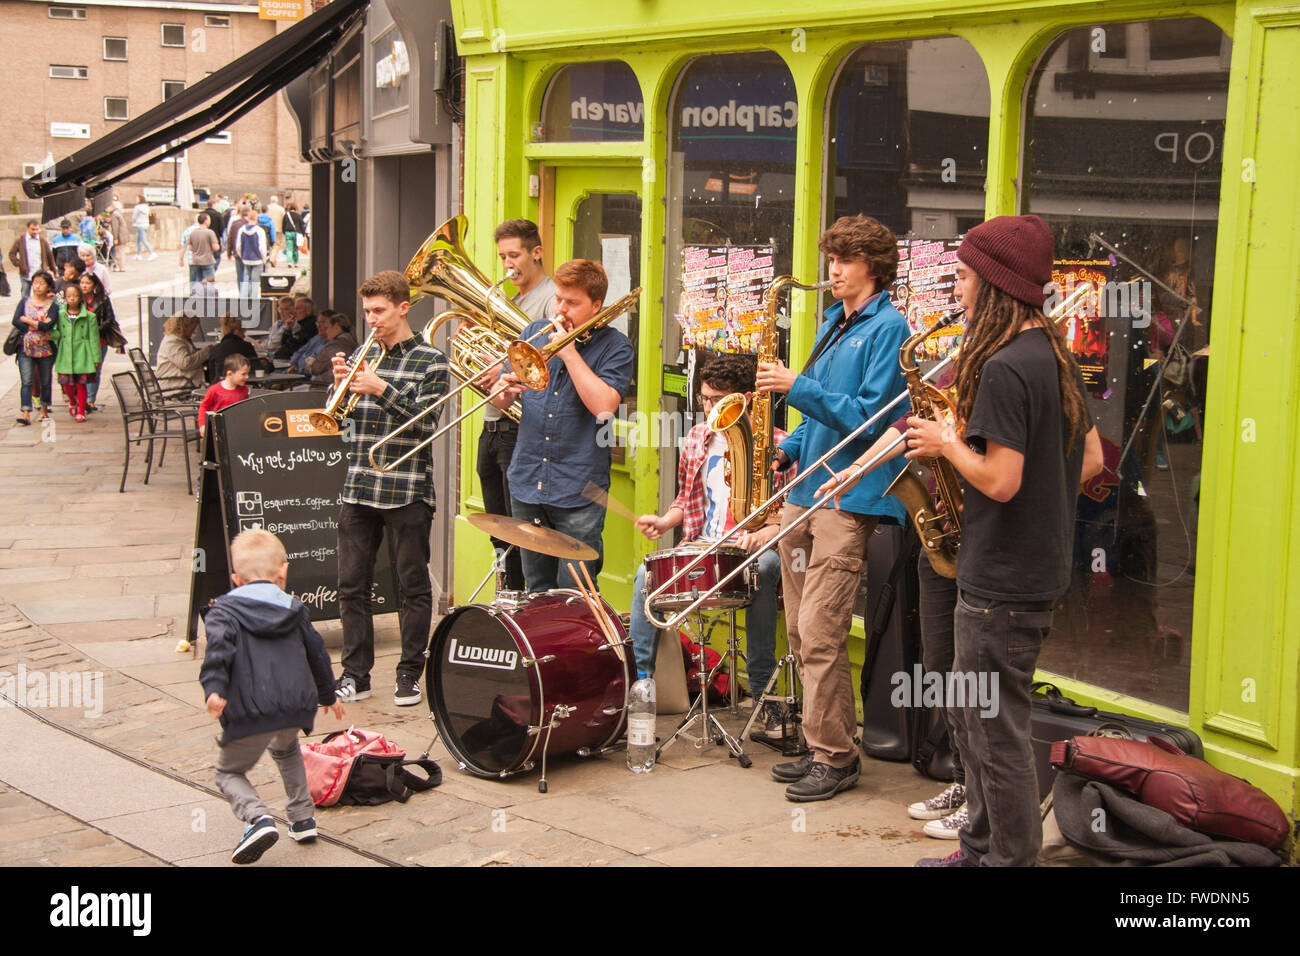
{"left": 207, "top": 314, "right": 260, "bottom": 384}
{"left": 630, "top": 352, "right": 793, "bottom": 735}
{"left": 288, "top": 311, "right": 330, "bottom": 372}
{"left": 307, "top": 312, "right": 357, "bottom": 387}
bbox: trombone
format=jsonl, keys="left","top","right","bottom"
{"left": 367, "top": 287, "right": 643, "bottom": 473}
{"left": 307, "top": 328, "right": 386, "bottom": 435}
{"left": 642, "top": 281, "right": 1096, "bottom": 631}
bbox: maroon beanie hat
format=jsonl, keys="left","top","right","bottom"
{"left": 957, "top": 214, "right": 1054, "bottom": 308}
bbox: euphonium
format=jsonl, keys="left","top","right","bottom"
{"left": 709, "top": 275, "right": 832, "bottom": 531}
{"left": 885, "top": 311, "right": 966, "bottom": 578}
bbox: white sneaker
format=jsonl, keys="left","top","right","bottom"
{"left": 148, "top": 253, "right": 158, "bottom": 261}
{"left": 908, "top": 781, "right": 966, "bottom": 820}
{"left": 922, "top": 802, "right": 968, "bottom": 840}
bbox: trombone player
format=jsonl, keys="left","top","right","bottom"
{"left": 489, "top": 259, "right": 634, "bottom": 592}
{"left": 330, "top": 270, "right": 450, "bottom": 707}
{"left": 754, "top": 215, "right": 910, "bottom": 801}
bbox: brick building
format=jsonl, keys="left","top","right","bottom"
{"left": 1, "top": 0, "right": 311, "bottom": 208}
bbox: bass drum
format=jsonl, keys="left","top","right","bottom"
{"left": 427, "top": 591, "right": 631, "bottom": 779}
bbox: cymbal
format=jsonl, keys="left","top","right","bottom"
{"left": 467, "top": 513, "right": 599, "bottom": 561}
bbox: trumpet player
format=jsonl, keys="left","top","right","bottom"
{"left": 755, "top": 215, "right": 909, "bottom": 802}
{"left": 331, "top": 270, "right": 450, "bottom": 707}
{"left": 902, "top": 215, "right": 1097, "bottom": 867}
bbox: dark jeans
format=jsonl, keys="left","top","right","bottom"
{"left": 17, "top": 354, "right": 55, "bottom": 412}
{"left": 86, "top": 345, "right": 109, "bottom": 404}
{"left": 952, "top": 588, "right": 1053, "bottom": 866}
{"left": 337, "top": 500, "right": 433, "bottom": 685}
{"left": 476, "top": 422, "right": 524, "bottom": 591}
{"left": 917, "top": 556, "right": 964, "bottom": 785}
{"left": 508, "top": 497, "right": 607, "bottom": 593}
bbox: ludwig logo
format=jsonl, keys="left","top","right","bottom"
{"left": 448, "top": 638, "right": 518, "bottom": 671}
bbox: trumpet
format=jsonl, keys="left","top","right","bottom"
{"left": 367, "top": 287, "right": 642, "bottom": 474}
{"left": 307, "top": 328, "right": 386, "bottom": 435}
{"left": 642, "top": 282, "right": 1096, "bottom": 631}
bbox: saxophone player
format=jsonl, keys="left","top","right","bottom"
{"left": 631, "top": 352, "right": 793, "bottom": 738}
{"left": 755, "top": 214, "right": 909, "bottom": 802}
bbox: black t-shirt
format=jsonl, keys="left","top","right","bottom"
{"left": 956, "top": 328, "right": 1089, "bottom": 601}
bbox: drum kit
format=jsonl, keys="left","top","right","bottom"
{"left": 425, "top": 516, "right": 803, "bottom": 791}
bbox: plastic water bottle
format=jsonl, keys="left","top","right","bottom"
{"left": 626, "top": 672, "right": 656, "bottom": 773}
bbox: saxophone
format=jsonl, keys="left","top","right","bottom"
{"left": 885, "top": 311, "right": 965, "bottom": 578}
{"left": 708, "top": 275, "right": 831, "bottom": 531}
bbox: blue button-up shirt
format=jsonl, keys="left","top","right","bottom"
{"left": 507, "top": 321, "right": 634, "bottom": 508}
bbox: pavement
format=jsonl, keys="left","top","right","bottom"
{"left": 0, "top": 253, "right": 949, "bottom": 867}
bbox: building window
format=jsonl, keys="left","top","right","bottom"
{"left": 539, "top": 61, "right": 644, "bottom": 142}
{"left": 1023, "top": 17, "right": 1230, "bottom": 712}
{"left": 48, "top": 5, "right": 86, "bottom": 19}
{"left": 826, "top": 37, "right": 990, "bottom": 240}
{"left": 204, "top": 14, "right": 230, "bottom": 28}
{"left": 205, "top": 130, "right": 231, "bottom": 145}
{"left": 104, "top": 97, "right": 129, "bottom": 121}
{"left": 103, "top": 37, "right": 127, "bottom": 61}
{"left": 49, "top": 65, "right": 89, "bottom": 80}
{"left": 162, "top": 81, "right": 185, "bottom": 100}
{"left": 161, "top": 23, "right": 186, "bottom": 48}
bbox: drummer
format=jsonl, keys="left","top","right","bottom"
{"left": 632, "top": 352, "right": 793, "bottom": 738}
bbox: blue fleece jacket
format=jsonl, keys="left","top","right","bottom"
{"left": 198, "top": 581, "right": 336, "bottom": 745}
{"left": 778, "top": 291, "right": 910, "bottom": 520}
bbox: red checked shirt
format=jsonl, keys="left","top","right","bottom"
{"left": 672, "top": 420, "right": 793, "bottom": 542}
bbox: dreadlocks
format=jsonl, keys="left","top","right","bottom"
{"left": 954, "top": 280, "right": 1091, "bottom": 448}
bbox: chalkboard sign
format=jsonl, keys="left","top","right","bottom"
{"left": 186, "top": 392, "right": 399, "bottom": 644}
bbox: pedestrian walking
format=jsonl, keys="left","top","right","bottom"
{"left": 8, "top": 221, "right": 55, "bottom": 299}
{"left": 235, "top": 207, "right": 268, "bottom": 299}
{"left": 79, "top": 271, "right": 125, "bottom": 412}
{"left": 132, "top": 195, "right": 157, "bottom": 260}
{"left": 199, "top": 528, "right": 343, "bottom": 864}
{"left": 12, "top": 269, "right": 57, "bottom": 426}
{"left": 283, "top": 202, "right": 304, "bottom": 266}
{"left": 50, "top": 283, "right": 99, "bottom": 422}
{"left": 109, "top": 201, "right": 129, "bottom": 272}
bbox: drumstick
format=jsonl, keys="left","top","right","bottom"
{"left": 567, "top": 561, "right": 626, "bottom": 664}
{"left": 579, "top": 561, "right": 627, "bottom": 663}
{"left": 580, "top": 481, "right": 637, "bottom": 523}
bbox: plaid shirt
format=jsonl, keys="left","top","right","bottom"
{"left": 341, "top": 336, "right": 450, "bottom": 509}
{"left": 671, "top": 421, "right": 793, "bottom": 542}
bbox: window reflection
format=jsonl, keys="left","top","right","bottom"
{"left": 540, "top": 61, "right": 644, "bottom": 142}
{"left": 1024, "top": 17, "right": 1228, "bottom": 711}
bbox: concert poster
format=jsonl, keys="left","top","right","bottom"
{"left": 1053, "top": 259, "right": 1114, "bottom": 392}
{"left": 676, "top": 244, "right": 775, "bottom": 354}
{"left": 895, "top": 238, "right": 963, "bottom": 361}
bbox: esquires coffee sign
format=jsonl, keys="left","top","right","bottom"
{"left": 214, "top": 393, "right": 396, "bottom": 620}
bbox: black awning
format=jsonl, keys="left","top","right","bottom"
{"left": 25, "top": 0, "right": 367, "bottom": 215}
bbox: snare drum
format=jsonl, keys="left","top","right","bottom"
{"left": 427, "top": 591, "right": 631, "bottom": 779}
{"left": 644, "top": 544, "right": 753, "bottom": 613}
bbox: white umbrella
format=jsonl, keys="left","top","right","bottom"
{"left": 175, "top": 150, "right": 195, "bottom": 209}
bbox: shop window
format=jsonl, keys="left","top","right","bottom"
{"left": 826, "top": 37, "right": 990, "bottom": 239}
{"left": 539, "top": 61, "right": 643, "bottom": 142}
{"left": 1023, "top": 17, "right": 1229, "bottom": 711}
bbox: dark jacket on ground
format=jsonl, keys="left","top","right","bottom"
{"left": 199, "top": 581, "right": 336, "bottom": 745}
{"left": 206, "top": 332, "right": 259, "bottom": 383}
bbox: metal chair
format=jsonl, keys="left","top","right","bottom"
{"left": 128, "top": 346, "right": 198, "bottom": 404}
{"left": 110, "top": 372, "right": 195, "bottom": 494}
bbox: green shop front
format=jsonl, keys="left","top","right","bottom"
{"left": 443, "top": 0, "right": 1300, "bottom": 824}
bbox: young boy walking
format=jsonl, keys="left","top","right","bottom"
{"left": 200, "top": 529, "right": 344, "bottom": 864}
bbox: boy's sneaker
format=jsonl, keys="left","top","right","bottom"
{"left": 394, "top": 673, "right": 421, "bottom": 706}
{"left": 915, "top": 848, "right": 970, "bottom": 867}
{"left": 922, "top": 802, "right": 969, "bottom": 840}
{"left": 288, "top": 818, "right": 317, "bottom": 843}
{"left": 335, "top": 676, "right": 371, "bottom": 702}
{"left": 750, "top": 700, "right": 787, "bottom": 741}
{"left": 908, "top": 781, "right": 966, "bottom": 820}
{"left": 232, "top": 816, "right": 278, "bottom": 864}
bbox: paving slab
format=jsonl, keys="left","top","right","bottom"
{"left": 16, "top": 595, "right": 157, "bottom": 624}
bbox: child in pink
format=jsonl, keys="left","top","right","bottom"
{"left": 198, "top": 353, "right": 251, "bottom": 437}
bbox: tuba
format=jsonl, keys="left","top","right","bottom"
{"left": 884, "top": 312, "right": 966, "bottom": 578}
{"left": 406, "top": 216, "right": 530, "bottom": 422}
{"left": 708, "top": 275, "right": 831, "bottom": 531}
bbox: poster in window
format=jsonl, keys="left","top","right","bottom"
{"left": 676, "top": 244, "right": 775, "bottom": 354}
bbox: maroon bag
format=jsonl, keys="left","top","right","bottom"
{"left": 1050, "top": 735, "right": 1289, "bottom": 850}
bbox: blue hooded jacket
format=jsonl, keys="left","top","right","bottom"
{"left": 199, "top": 582, "right": 336, "bottom": 745}
{"left": 778, "top": 291, "right": 910, "bottom": 520}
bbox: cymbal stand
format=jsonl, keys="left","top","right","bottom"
{"left": 656, "top": 611, "right": 753, "bottom": 769}
{"left": 466, "top": 545, "right": 517, "bottom": 604}
{"left": 739, "top": 651, "right": 807, "bottom": 757}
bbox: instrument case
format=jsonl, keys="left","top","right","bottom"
{"left": 1030, "top": 681, "right": 1203, "bottom": 801}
